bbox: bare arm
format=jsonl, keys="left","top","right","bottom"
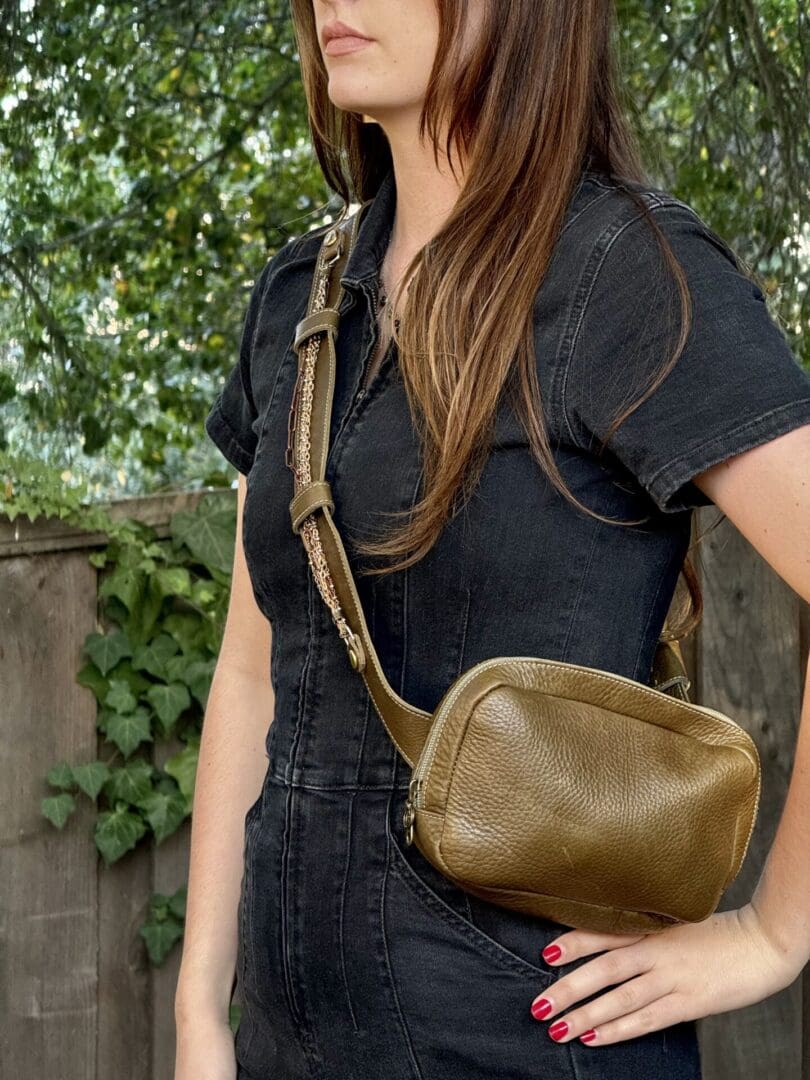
{"left": 527, "top": 422, "right": 810, "bottom": 1047}
{"left": 175, "top": 472, "right": 274, "bottom": 1024}
{"left": 691, "top": 421, "right": 810, "bottom": 960}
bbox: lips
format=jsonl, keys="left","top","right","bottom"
{"left": 324, "top": 35, "right": 373, "bottom": 56}
{"left": 321, "top": 19, "right": 373, "bottom": 47}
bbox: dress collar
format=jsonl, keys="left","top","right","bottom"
{"left": 339, "top": 165, "right": 397, "bottom": 287}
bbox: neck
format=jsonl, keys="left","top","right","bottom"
{"left": 368, "top": 111, "right": 466, "bottom": 289}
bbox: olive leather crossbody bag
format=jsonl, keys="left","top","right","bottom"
{"left": 284, "top": 210, "right": 761, "bottom": 936}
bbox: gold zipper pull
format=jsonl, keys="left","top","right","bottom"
{"left": 403, "top": 775, "right": 421, "bottom": 846}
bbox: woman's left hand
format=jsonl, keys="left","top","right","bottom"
{"left": 529, "top": 902, "right": 805, "bottom": 1047}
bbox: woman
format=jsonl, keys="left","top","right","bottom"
{"left": 176, "top": 2, "right": 810, "bottom": 1078}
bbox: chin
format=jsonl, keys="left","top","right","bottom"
{"left": 328, "top": 89, "right": 377, "bottom": 115}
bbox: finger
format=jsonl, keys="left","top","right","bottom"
{"left": 531, "top": 941, "right": 652, "bottom": 1020}
{"left": 541, "top": 929, "right": 648, "bottom": 965}
{"left": 572, "top": 992, "right": 687, "bottom": 1047}
{"left": 537, "top": 971, "right": 671, "bottom": 1043}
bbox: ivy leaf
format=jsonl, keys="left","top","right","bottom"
{"left": 167, "top": 885, "right": 187, "bottom": 920}
{"left": 84, "top": 630, "right": 132, "bottom": 676}
{"left": 105, "top": 677, "right": 138, "bottom": 714}
{"left": 164, "top": 648, "right": 213, "bottom": 691}
{"left": 164, "top": 738, "right": 199, "bottom": 812}
{"left": 229, "top": 1001, "right": 242, "bottom": 1035}
{"left": 145, "top": 682, "right": 191, "bottom": 737}
{"left": 104, "top": 759, "right": 155, "bottom": 805}
{"left": 103, "top": 595, "right": 131, "bottom": 629}
{"left": 139, "top": 915, "right": 184, "bottom": 966}
{"left": 73, "top": 760, "right": 112, "bottom": 800}
{"left": 103, "top": 659, "right": 152, "bottom": 699}
{"left": 76, "top": 662, "right": 110, "bottom": 702}
{"left": 183, "top": 657, "right": 216, "bottom": 708}
{"left": 140, "top": 788, "right": 188, "bottom": 842}
{"left": 41, "top": 793, "right": 76, "bottom": 828}
{"left": 46, "top": 761, "right": 76, "bottom": 790}
{"left": 95, "top": 804, "right": 148, "bottom": 864}
{"left": 190, "top": 578, "right": 218, "bottom": 607}
{"left": 155, "top": 566, "right": 191, "bottom": 598}
{"left": 132, "top": 632, "right": 179, "bottom": 681}
{"left": 172, "top": 499, "right": 235, "bottom": 575}
{"left": 106, "top": 708, "right": 153, "bottom": 757}
{"left": 121, "top": 574, "right": 166, "bottom": 646}
{"left": 99, "top": 564, "right": 146, "bottom": 612}
{"left": 138, "top": 891, "right": 185, "bottom": 965}
{"left": 162, "top": 612, "right": 206, "bottom": 654}
{"left": 165, "top": 653, "right": 191, "bottom": 684}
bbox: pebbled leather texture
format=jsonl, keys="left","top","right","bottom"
{"left": 411, "top": 657, "right": 760, "bottom": 934}
{"left": 288, "top": 214, "right": 763, "bottom": 937}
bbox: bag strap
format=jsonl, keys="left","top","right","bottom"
{"left": 287, "top": 214, "right": 691, "bottom": 769}
{"left": 286, "top": 212, "right": 433, "bottom": 767}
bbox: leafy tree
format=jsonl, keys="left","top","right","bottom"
{"left": 0, "top": 0, "right": 807, "bottom": 491}
{"left": 0, "top": 0, "right": 336, "bottom": 493}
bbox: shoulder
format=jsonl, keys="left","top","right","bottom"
{"left": 565, "top": 171, "right": 742, "bottom": 279}
{"left": 241, "top": 222, "right": 339, "bottom": 333}
{"left": 248, "top": 207, "right": 367, "bottom": 321}
{"left": 575, "top": 170, "right": 697, "bottom": 218}
{"left": 251, "top": 229, "right": 321, "bottom": 296}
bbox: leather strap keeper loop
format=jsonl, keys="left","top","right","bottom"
{"left": 289, "top": 480, "right": 335, "bottom": 533}
{"left": 294, "top": 308, "right": 340, "bottom": 352}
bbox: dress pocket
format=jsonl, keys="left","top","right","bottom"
{"left": 381, "top": 805, "right": 579, "bottom": 1080}
{"left": 385, "top": 800, "right": 563, "bottom": 984}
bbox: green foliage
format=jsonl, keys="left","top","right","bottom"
{"left": 615, "top": 0, "right": 809, "bottom": 341}
{"left": 1, "top": 1, "right": 808, "bottom": 493}
{"left": 2, "top": 470, "right": 239, "bottom": 969}
{"left": 0, "top": 0, "right": 336, "bottom": 489}
{"left": 139, "top": 886, "right": 188, "bottom": 966}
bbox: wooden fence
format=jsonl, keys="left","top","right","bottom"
{"left": 1, "top": 492, "right": 808, "bottom": 1078}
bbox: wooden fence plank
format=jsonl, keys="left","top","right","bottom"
{"left": 96, "top": 844, "right": 153, "bottom": 1079}
{"left": 0, "top": 553, "right": 99, "bottom": 1078}
{"left": 151, "top": 736, "right": 192, "bottom": 1080}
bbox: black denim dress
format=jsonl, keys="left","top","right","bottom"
{"left": 205, "top": 165, "right": 810, "bottom": 1080}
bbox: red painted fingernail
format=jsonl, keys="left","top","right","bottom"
{"left": 530, "top": 997, "right": 553, "bottom": 1020}
{"left": 580, "top": 1029, "right": 597, "bottom": 1043}
{"left": 548, "top": 1020, "right": 568, "bottom": 1040}
{"left": 542, "top": 944, "right": 562, "bottom": 962}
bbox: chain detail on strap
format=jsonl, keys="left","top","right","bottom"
{"left": 286, "top": 229, "right": 362, "bottom": 666}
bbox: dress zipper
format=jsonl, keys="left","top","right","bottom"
{"left": 356, "top": 280, "right": 393, "bottom": 402}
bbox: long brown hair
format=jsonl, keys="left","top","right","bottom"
{"left": 289, "top": 0, "right": 711, "bottom": 640}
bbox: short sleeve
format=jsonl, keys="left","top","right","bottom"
{"left": 204, "top": 260, "right": 273, "bottom": 475}
{"left": 562, "top": 203, "right": 810, "bottom": 513}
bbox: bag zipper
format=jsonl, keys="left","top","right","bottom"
{"left": 403, "top": 654, "right": 759, "bottom": 843}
